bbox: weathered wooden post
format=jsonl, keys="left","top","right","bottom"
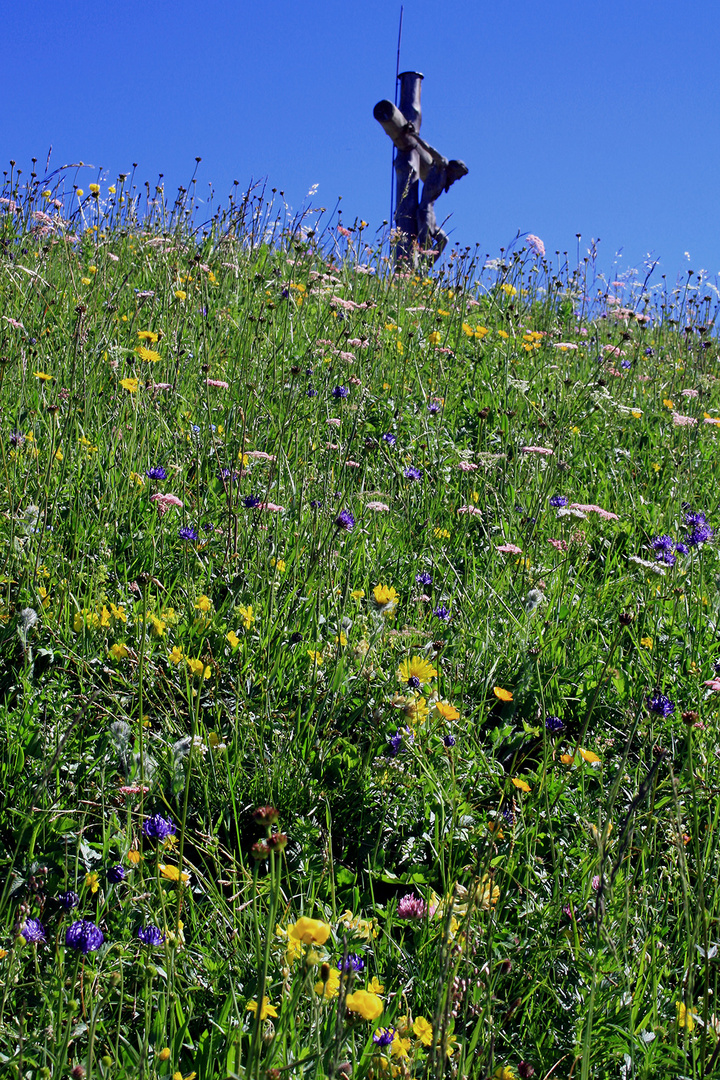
{"left": 374, "top": 71, "right": 468, "bottom": 265}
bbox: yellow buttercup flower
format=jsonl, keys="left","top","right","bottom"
{"left": 287, "top": 917, "right": 331, "bottom": 946}
{"left": 85, "top": 873, "right": 100, "bottom": 894}
{"left": 137, "top": 330, "right": 159, "bottom": 343}
{"left": 245, "top": 997, "right": 278, "bottom": 1019}
{"left": 676, "top": 1001, "right": 695, "bottom": 1031}
{"left": 195, "top": 595, "right": 212, "bottom": 613}
{"left": 314, "top": 967, "right": 340, "bottom": 999}
{"left": 345, "top": 989, "right": 383, "bottom": 1021}
{"left": 159, "top": 864, "right": 191, "bottom": 885}
{"left": 512, "top": 777, "right": 531, "bottom": 792}
{"left": 435, "top": 701, "right": 460, "bottom": 721}
{"left": 238, "top": 604, "right": 254, "bottom": 628}
{"left": 109, "top": 643, "right": 129, "bottom": 661}
{"left": 226, "top": 630, "right": 240, "bottom": 648}
{"left": 493, "top": 686, "right": 513, "bottom": 702}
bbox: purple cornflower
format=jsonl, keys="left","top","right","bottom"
{"left": 621, "top": 359, "right": 632, "bottom": 369}
{"left": 57, "top": 890, "right": 80, "bottom": 910}
{"left": 9, "top": 432, "right": 25, "bottom": 447}
{"left": 137, "top": 924, "right": 165, "bottom": 946}
{"left": 306, "top": 387, "right": 317, "bottom": 397}
{"left": 178, "top": 526, "right": 198, "bottom": 542}
{"left": 406, "top": 675, "right": 421, "bottom": 690}
{"left": 549, "top": 496, "right": 568, "bottom": 508}
{"left": 443, "top": 734, "right": 456, "bottom": 747}
{"left": 309, "top": 499, "right": 323, "bottom": 509}
{"left": 382, "top": 433, "right": 396, "bottom": 446}
{"left": 332, "top": 385, "right": 349, "bottom": 399}
{"left": 397, "top": 893, "right": 427, "bottom": 920}
{"left": 373, "top": 1027, "right": 396, "bottom": 1047}
{"left": 337, "top": 953, "right": 365, "bottom": 973}
{"left": 142, "top": 814, "right": 176, "bottom": 842}
{"left": 243, "top": 495, "right": 262, "bottom": 509}
{"left": 646, "top": 690, "right": 675, "bottom": 717}
{"left": 427, "top": 402, "right": 441, "bottom": 414}
{"left": 21, "top": 918, "right": 46, "bottom": 943}
{"left": 433, "top": 606, "right": 450, "bottom": 621}
{"left": 675, "top": 542, "right": 689, "bottom": 555}
{"left": 145, "top": 466, "right": 167, "bottom": 481}
{"left": 107, "top": 865, "right": 126, "bottom": 884}
{"left": 388, "top": 727, "right": 413, "bottom": 757}
{"left": 545, "top": 715, "right": 564, "bottom": 732}
{"left": 415, "top": 571, "right": 432, "bottom": 585}
{"left": 651, "top": 535, "right": 674, "bottom": 554}
{"left": 335, "top": 509, "right": 355, "bottom": 531}
{"left": 685, "top": 511, "right": 706, "bottom": 527}
{"left": 404, "top": 466, "right": 421, "bottom": 482}
{"left": 688, "top": 525, "right": 713, "bottom": 546}
{"left": 65, "top": 920, "right": 104, "bottom": 954}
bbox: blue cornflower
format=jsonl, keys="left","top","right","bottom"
{"left": 621, "top": 359, "right": 632, "bottom": 369}
{"left": 545, "top": 715, "right": 564, "bottom": 732}
{"left": 337, "top": 953, "right": 365, "bottom": 973}
{"left": 406, "top": 675, "right": 421, "bottom": 690}
{"left": 674, "top": 542, "right": 689, "bottom": 555}
{"left": 332, "top": 385, "right": 349, "bottom": 399}
{"left": 443, "top": 734, "right": 456, "bottom": 747}
{"left": 427, "top": 402, "right": 441, "bottom": 414}
{"left": 388, "top": 728, "right": 413, "bottom": 757}
{"left": 142, "top": 814, "right": 176, "bottom": 842}
{"left": 306, "top": 387, "right": 317, "bottom": 397}
{"left": 107, "top": 865, "right": 126, "bottom": 884}
{"left": 145, "top": 466, "right": 167, "bottom": 481}
{"left": 373, "top": 1027, "right": 396, "bottom": 1047}
{"left": 57, "top": 890, "right": 80, "bottom": 910}
{"left": 433, "top": 606, "right": 450, "bottom": 621}
{"left": 415, "top": 572, "right": 432, "bottom": 585}
{"left": 309, "top": 499, "right": 323, "bottom": 509}
{"left": 685, "top": 511, "right": 707, "bottom": 527}
{"left": 651, "top": 535, "right": 674, "bottom": 553}
{"left": 137, "top": 924, "right": 165, "bottom": 946}
{"left": 404, "top": 466, "right": 421, "bottom": 481}
{"left": 65, "top": 920, "right": 104, "bottom": 954}
{"left": 21, "top": 918, "right": 46, "bottom": 943}
{"left": 243, "top": 495, "right": 262, "bottom": 509}
{"left": 178, "top": 526, "right": 198, "bottom": 542}
{"left": 549, "top": 495, "right": 568, "bottom": 508}
{"left": 646, "top": 691, "right": 675, "bottom": 717}
{"left": 382, "top": 433, "right": 396, "bottom": 446}
{"left": 335, "top": 510, "right": 355, "bottom": 531}
{"left": 688, "top": 524, "right": 713, "bottom": 546}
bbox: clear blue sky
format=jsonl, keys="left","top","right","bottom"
{"left": 3, "top": 0, "right": 718, "bottom": 286}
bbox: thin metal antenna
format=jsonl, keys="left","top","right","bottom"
{"left": 389, "top": 5, "right": 404, "bottom": 231}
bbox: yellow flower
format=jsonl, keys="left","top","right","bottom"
{"left": 168, "top": 646, "right": 184, "bottom": 665}
{"left": 493, "top": 1068, "right": 517, "bottom": 1080}
{"left": 54, "top": 447, "right": 63, "bottom": 462}
{"left": 271, "top": 557, "right": 286, "bottom": 572}
{"left": 159, "top": 864, "right": 191, "bottom": 885}
{"left": 640, "top": 636, "right": 653, "bottom": 649}
{"left": 157, "top": 1048, "right": 171, "bottom": 1062}
{"left": 631, "top": 409, "right": 642, "bottom": 419}
{"left": 512, "top": 777, "right": 531, "bottom": 793}
{"left": 137, "top": 330, "right": 159, "bottom": 342}
{"left": 390, "top": 1034, "right": 411, "bottom": 1059}
{"left": 81, "top": 277, "right": 91, "bottom": 286}
{"left": 245, "top": 996, "right": 278, "bottom": 1019}
{"left": 500, "top": 283, "right": 517, "bottom": 296}
{"left": 307, "top": 649, "right": 323, "bottom": 666}
{"left": 351, "top": 589, "right": 365, "bottom": 600}
{"left": 120, "top": 377, "right": 139, "bottom": 393}
{"left": 174, "top": 290, "right": 187, "bottom": 301}
{"left": 226, "top": 630, "right": 240, "bottom": 649}
{"left": 238, "top": 604, "right": 254, "bottom": 629}
{"left": 314, "top": 967, "right": 341, "bottom": 999}
{"left": 76, "top": 188, "right": 84, "bottom": 197}
{"left": 150, "top": 615, "right": 166, "bottom": 637}
{"left": 128, "top": 849, "right": 141, "bottom": 865}
{"left": 428, "top": 330, "right": 441, "bottom": 344}
{"left": 110, "top": 603, "right": 126, "bottom": 622}
{"left": 434, "top": 527, "right": 450, "bottom": 539}
{"left": 397, "top": 656, "right": 437, "bottom": 686}
{"left": 404, "top": 696, "right": 429, "bottom": 726}
{"left": 109, "top": 643, "right": 129, "bottom": 661}
{"left": 477, "top": 873, "right": 500, "bottom": 910}
{"left": 34, "top": 371, "right": 53, "bottom": 381}
{"left": 676, "top": 1001, "right": 695, "bottom": 1031}
{"left": 366, "top": 975, "right": 384, "bottom": 995}
{"left": 85, "top": 873, "right": 100, "bottom": 894}
{"left": 663, "top": 398, "right": 674, "bottom": 409}
{"left": 136, "top": 345, "right": 161, "bottom": 363}
{"left": 413, "top": 1016, "right": 433, "bottom": 1046}
{"left": 186, "top": 657, "right": 211, "bottom": 680}
{"left": 195, "top": 594, "right": 212, "bottom": 613}
{"left": 287, "top": 916, "right": 331, "bottom": 946}
{"left": 579, "top": 748, "right": 600, "bottom": 765}
{"left": 435, "top": 701, "right": 460, "bottom": 721}
{"left": 100, "top": 606, "right": 112, "bottom": 628}
{"left": 373, "top": 584, "right": 399, "bottom": 607}
{"left": 493, "top": 687, "right": 513, "bottom": 702}
{"left": 89, "top": 184, "right": 100, "bottom": 195}
{"left": 475, "top": 326, "right": 489, "bottom": 338}
{"left": 497, "top": 329, "right": 509, "bottom": 339}
{"left": 345, "top": 989, "right": 383, "bottom": 1020}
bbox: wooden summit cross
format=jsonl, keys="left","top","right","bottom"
{"left": 374, "top": 71, "right": 468, "bottom": 265}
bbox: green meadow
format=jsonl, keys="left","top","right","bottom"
{"left": 2, "top": 167, "right": 720, "bottom": 1080}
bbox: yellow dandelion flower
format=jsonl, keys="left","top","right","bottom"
{"left": 120, "top": 377, "right": 139, "bottom": 393}
{"left": 34, "top": 371, "right": 53, "bottom": 381}
{"left": 136, "top": 345, "right": 161, "bottom": 363}
{"left": 397, "top": 656, "right": 437, "bottom": 686}
{"left": 137, "top": 330, "right": 159, "bottom": 342}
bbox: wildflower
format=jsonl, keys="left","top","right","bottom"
{"left": 345, "top": 989, "right": 383, "bottom": 1021}
{"left": 315, "top": 966, "right": 341, "bottom": 998}
{"left": 569, "top": 503, "right": 619, "bottom": 520}
{"left": 435, "top": 701, "right": 460, "bottom": 721}
{"left": 373, "top": 1026, "right": 396, "bottom": 1046}
{"left": 143, "top": 814, "right": 176, "bottom": 842}
{"left": 477, "top": 873, "right": 500, "bottom": 909}
{"left": 545, "top": 715, "right": 563, "bottom": 732}
{"left": 195, "top": 595, "right": 212, "bottom": 613}
{"left": 107, "top": 864, "right": 126, "bottom": 884}
{"left": 397, "top": 656, "right": 437, "bottom": 687}
{"left": 373, "top": 583, "right": 399, "bottom": 612}
{"left": 57, "top": 890, "right": 80, "bottom": 910}
{"left": 205, "top": 378, "right": 229, "bottom": 389}
{"left": 493, "top": 687, "right": 513, "bottom": 702}
{"left": 85, "top": 872, "right": 100, "bottom": 894}
{"left": 494, "top": 1068, "right": 517, "bottom": 1080}
{"left": 397, "top": 893, "right": 427, "bottom": 919}
{"left": 512, "top": 777, "right": 531, "bottom": 792}
{"left": 388, "top": 728, "right": 412, "bottom": 756}
{"left": 646, "top": 691, "right": 674, "bottom": 717}
{"left": 382, "top": 432, "right": 396, "bottom": 446}
{"left": 136, "top": 346, "right": 161, "bottom": 363}
{"left": 287, "top": 917, "right": 331, "bottom": 945}
{"left": 138, "top": 330, "right": 159, "bottom": 342}
{"left": 159, "top": 864, "right": 191, "bottom": 885}
{"left": 579, "top": 748, "right": 601, "bottom": 764}
{"left": 168, "top": 646, "right": 184, "bottom": 665}
{"left": 332, "top": 385, "right": 350, "bottom": 398}
{"left": 245, "top": 997, "right": 278, "bottom": 1019}
{"left": 137, "top": 924, "right": 164, "bottom": 946}
{"left": 146, "top": 466, "right": 168, "bottom": 481}
{"left": 186, "top": 657, "right": 211, "bottom": 680}
{"left": 157, "top": 1048, "right": 171, "bottom": 1062}
{"left": 415, "top": 571, "right": 432, "bottom": 585}
{"left": 688, "top": 524, "right": 713, "bottom": 546}
{"left": 150, "top": 493, "right": 183, "bottom": 513}
{"left": 178, "top": 526, "right": 197, "bottom": 541}
{"left": 640, "top": 636, "right": 653, "bottom": 649}
{"left": 20, "top": 918, "right": 46, "bottom": 943}
{"left": 391, "top": 1034, "right": 412, "bottom": 1059}
{"left": 338, "top": 953, "right": 365, "bottom": 973}
{"left": 404, "top": 466, "right": 422, "bottom": 481}
{"left": 258, "top": 501, "right": 284, "bottom": 512}
{"left": 520, "top": 446, "right": 553, "bottom": 456}
{"left": 335, "top": 509, "right": 355, "bottom": 531}
{"left": 676, "top": 1002, "right": 695, "bottom": 1032}
{"left": 226, "top": 630, "right": 240, "bottom": 649}
{"left": 549, "top": 495, "right": 568, "bottom": 507}
{"left": 174, "top": 290, "right": 187, "bottom": 301}
{"left": 34, "top": 371, "right": 53, "bottom": 381}
{"left": 433, "top": 605, "right": 450, "bottom": 621}
{"left": 149, "top": 614, "right": 166, "bottom": 636}
{"left": 526, "top": 233, "right": 545, "bottom": 257}
{"left": 109, "top": 643, "right": 129, "bottom": 661}
{"left": 497, "top": 543, "right": 522, "bottom": 555}
{"left": 65, "top": 920, "right": 104, "bottom": 954}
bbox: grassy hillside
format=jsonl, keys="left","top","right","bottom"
{"left": 2, "top": 171, "right": 720, "bottom": 1079}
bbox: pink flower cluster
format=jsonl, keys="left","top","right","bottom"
{"left": 548, "top": 538, "right": 568, "bottom": 552}
{"left": 672, "top": 412, "right": 697, "bottom": 427}
{"left": 397, "top": 893, "right": 428, "bottom": 920}
{"left": 520, "top": 446, "right": 553, "bottom": 456}
{"left": 205, "top": 378, "right": 229, "bottom": 389}
{"left": 150, "top": 493, "right": 183, "bottom": 515}
{"left": 245, "top": 450, "right": 276, "bottom": 462}
{"left": 497, "top": 543, "right": 522, "bottom": 555}
{"left": 569, "top": 503, "right": 619, "bottom": 521}
{"left": 258, "top": 502, "right": 284, "bottom": 512}
{"left": 457, "top": 461, "right": 479, "bottom": 472}
{"left": 457, "top": 505, "right": 482, "bottom": 516}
